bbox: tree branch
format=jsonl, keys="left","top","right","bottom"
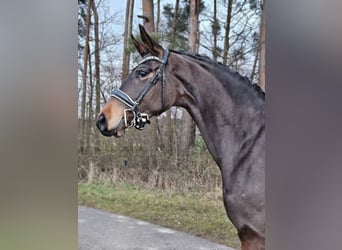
{"left": 137, "top": 15, "right": 149, "bottom": 22}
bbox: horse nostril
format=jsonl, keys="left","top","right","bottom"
{"left": 96, "top": 114, "right": 107, "bottom": 131}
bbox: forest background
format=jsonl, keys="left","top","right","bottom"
{"left": 78, "top": 0, "right": 265, "bottom": 192}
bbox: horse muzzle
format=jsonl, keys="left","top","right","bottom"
{"left": 96, "top": 113, "right": 125, "bottom": 138}
{"left": 96, "top": 110, "right": 150, "bottom": 138}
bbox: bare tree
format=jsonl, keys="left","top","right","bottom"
{"left": 122, "top": 0, "right": 134, "bottom": 80}
{"left": 212, "top": 0, "right": 218, "bottom": 61}
{"left": 140, "top": 0, "right": 155, "bottom": 32}
{"left": 92, "top": 0, "right": 100, "bottom": 116}
{"left": 189, "top": 0, "right": 200, "bottom": 53}
{"left": 172, "top": 0, "right": 180, "bottom": 43}
{"left": 250, "top": 47, "right": 259, "bottom": 82}
{"left": 163, "top": 0, "right": 180, "bottom": 156}
{"left": 222, "top": 0, "right": 233, "bottom": 65}
{"left": 156, "top": 0, "right": 161, "bottom": 33}
{"left": 258, "top": 0, "right": 265, "bottom": 91}
{"left": 139, "top": 0, "right": 160, "bottom": 169}
{"left": 92, "top": 0, "right": 101, "bottom": 152}
{"left": 86, "top": 50, "right": 93, "bottom": 153}
{"left": 180, "top": 0, "right": 199, "bottom": 157}
{"left": 80, "top": 0, "right": 92, "bottom": 152}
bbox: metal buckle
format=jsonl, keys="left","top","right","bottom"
{"left": 123, "top": 109, "right": 136, "bottom": 128}
{"left": 135, "top": 113, "right": 150, "bottom": 130}
{"left": 123, "top": 110, "right": 150, "bottom": 130}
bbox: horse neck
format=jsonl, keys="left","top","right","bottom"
{"left": 170, "top": 53, "right": 265, "bottom": 166}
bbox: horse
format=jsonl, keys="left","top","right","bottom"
{"left": 96, "top": 24, "right": 265, "bottom": 250}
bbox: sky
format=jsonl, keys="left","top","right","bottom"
{"left": 95, "top": 0, "right": 259, "bottom": 78}
{"left": 105, "top": 0, "right": 219, "bottom": 57}
{"left": 107, "top": 0, "right": 143, "bottom": 36}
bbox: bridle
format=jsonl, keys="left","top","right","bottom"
{"left": 111, "top": 48, "right": 169, "bottom": 130}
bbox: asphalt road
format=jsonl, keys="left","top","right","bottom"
{"left": 78, "top": 206, "right": 236, "bottom": 250}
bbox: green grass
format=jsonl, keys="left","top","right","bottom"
{"left": 78, "top": 182, "right": 239, "bottom": 248}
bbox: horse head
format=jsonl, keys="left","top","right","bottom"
{"left": 96, "top": 25, "right": 175, "bottom": 137}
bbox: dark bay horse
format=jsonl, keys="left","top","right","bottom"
{"left": 96, "top": 25, "right": 265, "bottom": 250}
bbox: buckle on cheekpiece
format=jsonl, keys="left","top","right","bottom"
{"left": 135, "top": 113, "right": 150, "bottom": 130}
{"left": 123, "top": 109, "right": 150, "bottom": 130}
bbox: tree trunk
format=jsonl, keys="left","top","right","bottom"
{"left": 141, "top": 0, "right": 159, "bottom": 170}
{"left": 92, "top": 0, "right": 100, "bottom": 116}
{"left": 80, "top": 0, "right": 92, "bottom": 153}
{"left": 212, "top": 0, "right": 218, "bottom": 61}
{"left": 180, "top": 0, "right": 198, "bottom": 158}
{"left": 142, "top": 0, "right": 155, "bottom": 33}
{"left": 161, "top": 0, "right": 177, "bottom": 156}
{"left": 250, "top": 48, "right": 259, "bottom": 83}
{"left": 156, "top": 0, "right": 160, "bottom": 33}
{"left": 128, "top": 0, "right": 134, "bottom": 46}
{"left": 222, "top": 0, "right": 233, "bottom": 65}
{"left": 189, "top": 0, "right": 198, "bottom": 144}
{"left": 172, "top": 0, "right": 180, "bottom": 44}
{"left": 164, "top": 0, "right": 180, "bottom": 154}
{"left": 258, "top": 0, "right": 266, "bottom": 91}
{"left": 92, "top": 0, "right": 101, "bottom": 152}
{"left": 164, "top": 109, "right": 173, "bottom": 155}
{"left": 189, "top": 0, "right": 199, "bottom": 53}
{"left": 122, "top": 0, "right": 133, "bottom": 80}
{"left": 86, "top": 50, "right": 93, "bottom": 153}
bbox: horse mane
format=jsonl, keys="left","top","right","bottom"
{"left": 170, "top": 50, "right": 265, "bottom": 100}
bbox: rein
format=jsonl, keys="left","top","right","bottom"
{"left": 111, "top": 48, "right": 169, "bottom": 130}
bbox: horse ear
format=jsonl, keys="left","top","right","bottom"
{"left": 138, "top": 24, "right": 163, "bottom": 56}
{"left": 131, "top": 34, "right": 149, "bottom": 57}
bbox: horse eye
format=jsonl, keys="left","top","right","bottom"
{"left": 137, "top": 70, "right": 148, "bottom": 78}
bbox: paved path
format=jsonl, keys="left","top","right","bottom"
{"left": 79, "top": 206, "right": 236, "bottom": 250}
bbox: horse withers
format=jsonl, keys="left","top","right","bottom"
{"left": 96, "top": 25, "right": 265, "bottom": 250}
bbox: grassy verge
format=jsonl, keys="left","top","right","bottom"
{"left": 78, "top": 182, "right": 239, "bottom": 248}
